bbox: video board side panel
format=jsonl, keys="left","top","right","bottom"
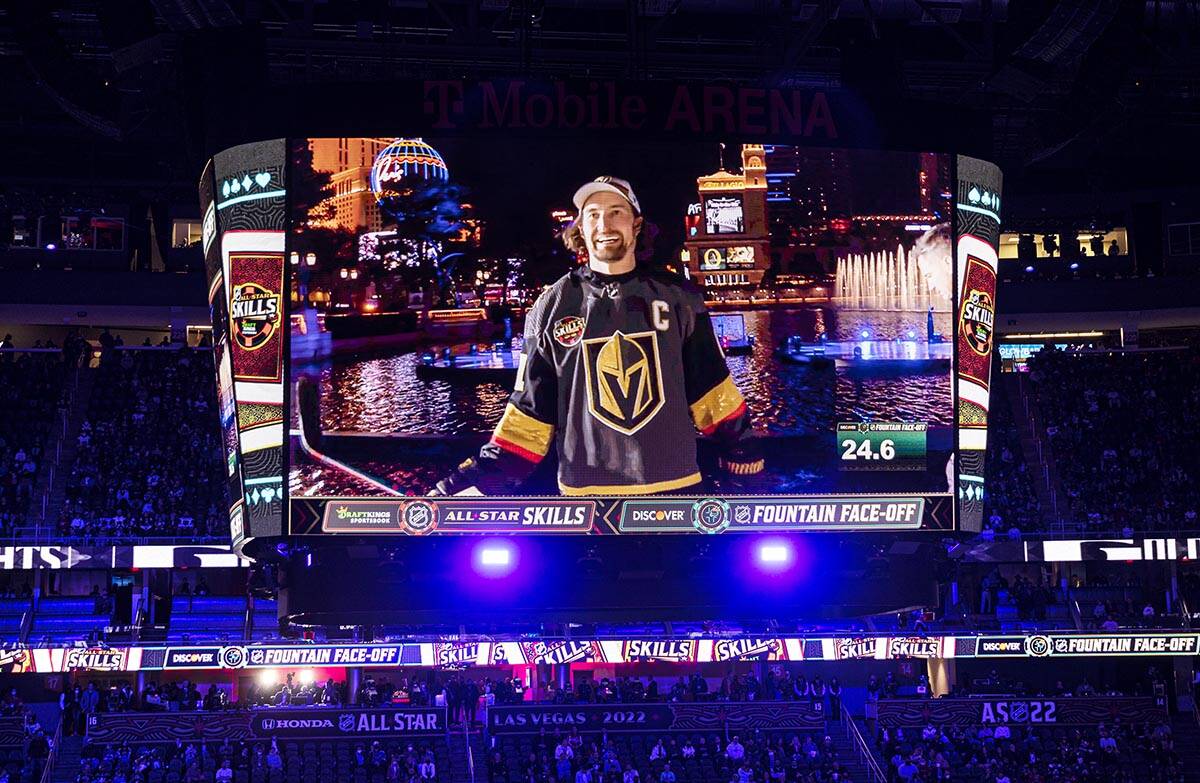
{"left": 200, "top": 159, "right": 247, "bottom": 548}
{"left": 210, "top": 139, "right": 289, "bottom": 541}
{"left": 954, "top": 155, "right": 1002, "bottom": 532}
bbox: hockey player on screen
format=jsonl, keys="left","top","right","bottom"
{"left": 431, "top": 176, "right": 763, "bottom": 497}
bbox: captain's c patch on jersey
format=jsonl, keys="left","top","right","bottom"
{"left": 581, "top": 330, "right": 665, "bottom": 435}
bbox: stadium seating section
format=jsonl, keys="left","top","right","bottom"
{"left": 874, "top": 719, "right": 1183, "bottom": 783}
{"left": 76, "top": 738, "right": 456, "bottom": 783}
{"left": 0, "top": 352, "right": 65, "bottom": 535}
{"left": 486, "top": 726, "right": 868, "bottom": 783}
{"left": 2, "top": 339, "right": 1199, "bottom": 541}
{"left": 1027, "top": 348, "right": 1200, "bottom": 533}
{"left": 59, "top": 347, "right": 226, "bottom": 540}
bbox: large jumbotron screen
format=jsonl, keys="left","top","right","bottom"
{"left": 199, "top": 135, "right": 1001, "bottom": 547}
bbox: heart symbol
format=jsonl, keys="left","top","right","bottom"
{"left": 255, "top": 172, "right": 271, "bottom": 188}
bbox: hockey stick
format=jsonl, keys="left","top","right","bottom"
{"left": 295, "top": 376, "right": 403, "bottom": 496}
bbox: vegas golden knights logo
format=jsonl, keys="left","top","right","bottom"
{"left": 582, "top": 330, "right": 665, "bottom": 435}
{"left": 230, "top": 283, "right": 281, "bottom": 351}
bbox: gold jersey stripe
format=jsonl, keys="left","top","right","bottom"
{"left": 721, "top": 458, "right": 765, "bottom": 476}
{"left": 689, "top": 375, "right": 746, "bottom": 434}
{"left": 559, "top": 471, "right": 702, "bottom": 496}
{"left": 492, "top": 403, "right": 555, "bottom": 458}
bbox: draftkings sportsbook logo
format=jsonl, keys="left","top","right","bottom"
{"left": 582, "top": 331, "right": 665, "bottom": 435}
{"left": 959, "top": 287, "right": 995, "bottom": 356}
{"left": 230, "top": 282, "right": 281, "bottom": 351}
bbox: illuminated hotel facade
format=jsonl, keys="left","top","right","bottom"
{"left": 308, "top": 137, "right": 392, "bottom": 233}
{"left": 307, "top": 137, "right": 481, "bottom": 248}
{"left": 681, "top": 144, "right": 772, "bottom": 289}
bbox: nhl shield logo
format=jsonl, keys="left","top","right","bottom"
{"left": 338, "top": 713, "right": 356, "bottom": 733}
{"left": 581, "top": 330, "right": 665, "bottom": 435}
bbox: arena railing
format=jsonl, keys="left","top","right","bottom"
{"left": 37, "top": 713, "right": 62, "bottom": 783}
{"left": 464, "top": 719, "right": 476, "bottom": 783}
{"left": 0, "top": 531, "right": 229, "bottom": 545}
{"left": 842, "top": 709, "right": 885, "bottom": 783}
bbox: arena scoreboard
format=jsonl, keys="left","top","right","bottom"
{"left": 198, "top": 86, "right": 1001, "bottom": 554}
{"left": 5, "top": 632, "right": 1198, "bottom": 675}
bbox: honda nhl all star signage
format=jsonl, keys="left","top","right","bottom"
{"left": 251, "top": 707, "right": 446, "bottom": 739}
{"left": 87, "top": 707, "right": 447, "bottom": 744}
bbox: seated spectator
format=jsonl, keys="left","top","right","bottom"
{"left": 726, "top": 735, "right": 745, "bottom": 762}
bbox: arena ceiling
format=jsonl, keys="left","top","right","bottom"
{"left": 0, "top": 0, "right": 1197, "bottom": 190}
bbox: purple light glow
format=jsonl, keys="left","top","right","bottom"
{"left": 472, "top": 539, "right": 518, "bottom": 578}
{"left": 755, "top": 539, "right": 794, "bottom": 571}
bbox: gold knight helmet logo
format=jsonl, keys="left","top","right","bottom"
{"left": 582, "top": 330, "right": 665, "bottom": 435}
{"left": 230, "top": 282, "right": 281, "bottom": 351}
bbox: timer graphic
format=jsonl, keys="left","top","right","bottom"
{"left": 837, "top": 422, "right": 927, "bottom": 471}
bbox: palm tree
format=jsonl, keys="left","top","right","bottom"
{"left": 377, "top": 175, "right": 466, "bottom": 305}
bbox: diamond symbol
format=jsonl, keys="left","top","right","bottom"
{"left": 241, "top": 175, "right": 252, "bottom": 191}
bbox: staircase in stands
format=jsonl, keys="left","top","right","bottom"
{"left": 1171, "top": 714, "right": 1200, "bottom": 782}
{"left": 825, "top": 716, "right": 883, "bottom": 782}
{"left": 49, "top": 734, "right": 83, "bottom": 783}
{"left": 1006, "top": 373, "right": 1066, "bottom": 532}
{"left": 28, "top": 364, "right": 95, "bottom": 539}
{"left": 449, "top": 726, "right": 482, "bottom": 783}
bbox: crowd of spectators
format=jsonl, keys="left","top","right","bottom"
{"left": 1, "top": 686, "right": 51, "bottom": 782}
{"left": 240, "top": 675, "right": 343, "bottom": 709}
{"left": 0, "top": 347, "right": 67, "bottom": 536}
{"left": 347, "top": 671, "right": 845, "bottom": 726}
{"left": 1027, "top": 347, "right": 1200, "bottom": 532}
{"left": 86, "top": 669, "right": 851, "bottom": 719}
{"left": 879, "top": 720, "right": 1182, "bottom": 783}
{"left": 976, "top": 568, "right": 1058, "bottom": 622}
{"left": 59, "top": 345, "right": 226, "bottom": 540}
{"left": 513, "top": 673, "right": 843, "bottom": 713}
{"left": 76, "top": 737, "right": 445, "bottom": 783}
{"left": 981, "top": 371, "right": 1042, "bottom": 537}
{"left": 69, "top": 677, "right": 339, "bottom": 717}
{"left": 488, "top": 728, "right": 853, "bottom": 783}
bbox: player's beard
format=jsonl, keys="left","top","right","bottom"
{"left": 587, "top": 233, "right": 631, "bottom": 262}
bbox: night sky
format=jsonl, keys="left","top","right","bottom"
{"left": 409, "top": 137, "right": 924, "bottom": 254}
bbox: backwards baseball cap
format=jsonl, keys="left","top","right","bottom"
{"left": 572, "top": 176, "right": 642, "bottom": 215}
